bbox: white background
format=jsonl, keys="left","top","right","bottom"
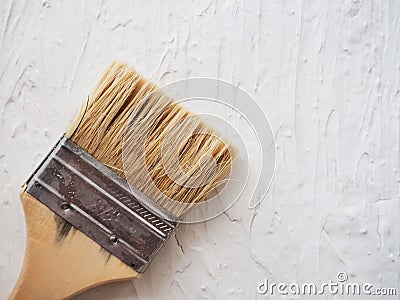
{"left": 1, "top": 1, "right": 399, "bottom": 299}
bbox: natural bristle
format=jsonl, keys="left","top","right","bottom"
{"left": 67, "top": 62, "right": 234, "bottom": 217}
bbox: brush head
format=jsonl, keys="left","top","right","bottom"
{"left": 67, "top": 62, "right": 234, "bottom": 217}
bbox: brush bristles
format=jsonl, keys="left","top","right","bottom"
{"left": 67, "top": 62, "right": 234, "bottom": 217}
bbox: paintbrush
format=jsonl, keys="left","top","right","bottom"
{"left": 9, "top": 62, "right": 234, "bottom": 300}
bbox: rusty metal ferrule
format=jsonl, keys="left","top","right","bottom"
{"left": 26, "top": 136, "right": 178, "bottom": 273}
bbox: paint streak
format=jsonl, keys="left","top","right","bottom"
{"left": 0, "top": 1, "right": 399, "bottom": 299}
{"left": 53, "top": 214, "right": 73, "bottom": 244}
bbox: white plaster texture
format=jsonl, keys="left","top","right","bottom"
{"left": 0, "top": 1, "right": 399, "bottom": 299}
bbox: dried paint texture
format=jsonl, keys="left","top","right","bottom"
{"left": 0, "top": 1, "right": 399, "bottom": 300}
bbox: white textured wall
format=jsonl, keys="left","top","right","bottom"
{"left": 1, "top": 1, "right": 399, "bottom": 299}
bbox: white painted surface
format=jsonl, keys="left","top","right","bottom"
{"left": 1, "top": 1, "right": 399, "bottom": 299}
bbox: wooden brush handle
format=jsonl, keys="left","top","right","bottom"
{"left": 9, "top": 188, "right": 139, "bottom": 300}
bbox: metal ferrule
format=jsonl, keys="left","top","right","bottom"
{"left": 26, "top": 136, "right": 178, "bottom": 273}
